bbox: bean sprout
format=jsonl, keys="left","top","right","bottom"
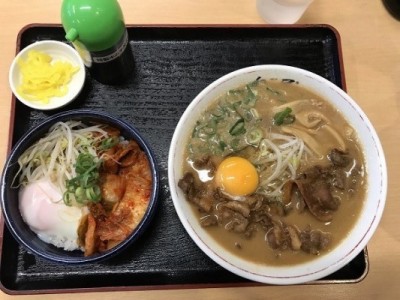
{"left": 13, "top": 121, "right": 110, "bottom": 195}
{"left": 254, "top": 132, "right": 313, "bottom": 198}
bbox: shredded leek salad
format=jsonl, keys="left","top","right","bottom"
{"left": 14, "top": 121, "right": 117, "bottom": 206}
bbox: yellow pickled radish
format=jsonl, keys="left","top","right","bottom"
{"left": 16, "top": 50, "right": 79, "bottom": 103}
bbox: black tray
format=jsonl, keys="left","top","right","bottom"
{"left": 0, "top": 24, "right": 368, "bottom": 294}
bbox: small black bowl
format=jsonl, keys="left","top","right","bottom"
{"left": 0, "top": 109, "right": 160, "bottom": 264}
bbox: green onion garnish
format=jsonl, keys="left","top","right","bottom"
{"left": 273, "top": 107, "right": 295, "bottom": 126}
{"left": 99, "top": 136, "right": 119, "bottom": 151}
{"left": 229, "top": 118, "right": 246, "bottom": 136}
{"left": 63, "top": 153, "right": 102, "bottom": 206}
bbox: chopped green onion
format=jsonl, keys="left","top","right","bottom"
{"left": 203, "top": 126, "right": 216, "bottom": 135}
{"left": 250, "top": 108, "right": 260, "bottom": 120}
{"left": 266, "top": 86, "right": 287, "bottom": 102}
{"left": 282, "top": 79, "right": 297, "bottom": 84}
{"left": 248, "top": 77, "right": 261, "bottom": 87}
{"left": 188, "top": 79, "right": 266, "bottom": 158}
{"left": 246, "top": 128, "right": 263, "bottom": 145}
{"left": 231, "top": 138, "right": 241, "bottom": 150}
{"left": 98, "top": 136, "right": 119, "bottom": 151}
{"left": 228, "top": 88, "right": 243, "bottom": 96}
{"left": 63, "top": 153, "right": 102, "bottom": 206}
{"left": 273, "top": 107, "right": 295, "bottom": 126}
{"left": 244, "top": 85, "right": 257, "bottom": 107}
{"left": 211, "top": 106, "right": 225, "bottom": 118}
{"left": 266, "top": 86, "right": 281, "bottom": 95}
{"left": 229, "top": 119, "right": 246, "bottom": 136}
{"left": 219, "top": 141, "right": 227, "bottom": 151}
{"left": 235, "top": 104, "right": 254, "bottom": 122}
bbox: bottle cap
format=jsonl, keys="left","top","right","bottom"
{"left": 61, "top": 0, "right": 125, "bottom": 52}
{"left": 65, "top": 28, "right": 79, "bottom": 42}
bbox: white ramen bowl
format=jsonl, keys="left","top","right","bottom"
{"left": 168, "top": 65, "right": 387, "bottom": 285}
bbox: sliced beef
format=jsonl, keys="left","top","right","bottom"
{"left": 193, "top": 156, "right": 216, "bottom": 177}
{"left": 298, "top": 165, "right": 326, "bottom": 181}
{"left": 178, "top": 147, "right": 350, "bottom": 258}
{"left": 266, "top": 200, "right": 286, "bottom": 217}
{"left": 218, "top": 207, "right": 249, "bottom": 233}
{"left": 214, "top": 188, "right": 232, "bottom": 202}
{"left": 286, "top": 225, "right": 302, "bottom": 250}
{"left": 191, "top": 188, "right": 214, "bottom": 213}
{"left": 283, "top": 177, "right": 339, "bottom": 222}
{"left": 295, "top": 178, "right": 340, "bottom": 222}
{"left": 266, "top": 223, "right": 302, "bottom": 251}
{"left": 220, "top": 200, "right": 250, "bottom": 218}
{"left": 225, "top": 215, "right": 249, "bottom": 233}
{"left": 329, "top": 168, "right": 346, "bottom": 190}
{"left": 200, "top": 214, "right": 218, "bottom": 227}
{"left": 246, "top": 194, "right": 264, "bottom": 211}
{"left": 178, "top": 172, "right": 213, "bottom": 212}
{"left": 243, "top": 223, "right": 258, "bottom": 238}
{"left": 266, "top": 223, "right": 286, "bottom": 250}
{"left": 282, "top": 180, "right": 306, "bottom": 213}
{"left": 252, "top": 210, "right": 274, "bottom": 231}
{"left": 283, "top": 160, "right": 345, "bottom": 222}
{"left": 266, "top": 223, "right": 331, "bottom": 254}
{"left": 328, "top": 148, "right": 351, "bottom": 167}
{"left": 300, "top": 227, "right": 331, "bottom": 255}
{"left": 178, "top": 172, "right": 195, "bottom": 195}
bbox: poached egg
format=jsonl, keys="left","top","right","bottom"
{"left": 19, "top": 179, "right": 85, "bottom": 251}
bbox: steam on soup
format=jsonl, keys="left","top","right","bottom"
{"left": 178, "top": 77, "right": 366, "bottom": 265}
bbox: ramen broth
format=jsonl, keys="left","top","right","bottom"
{"left": 180, "top": 78, "right": 366, "bottom": 266}
{"left": 196, "top": 185, "right": 365, "bottom": 265}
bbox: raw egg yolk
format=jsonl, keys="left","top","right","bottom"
{"left": 215, "top": 156, "right": 259, "bottom": 197}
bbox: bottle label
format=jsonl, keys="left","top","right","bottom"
{"left": 91, "top": 30, "right": 129, "bottom": 64}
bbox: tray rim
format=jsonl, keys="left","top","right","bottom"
{"left": 0, "top": 250, "right": 370, "bottom": 296}
{"left": 0, "top": 23, "right": 367, "bottom": 295}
